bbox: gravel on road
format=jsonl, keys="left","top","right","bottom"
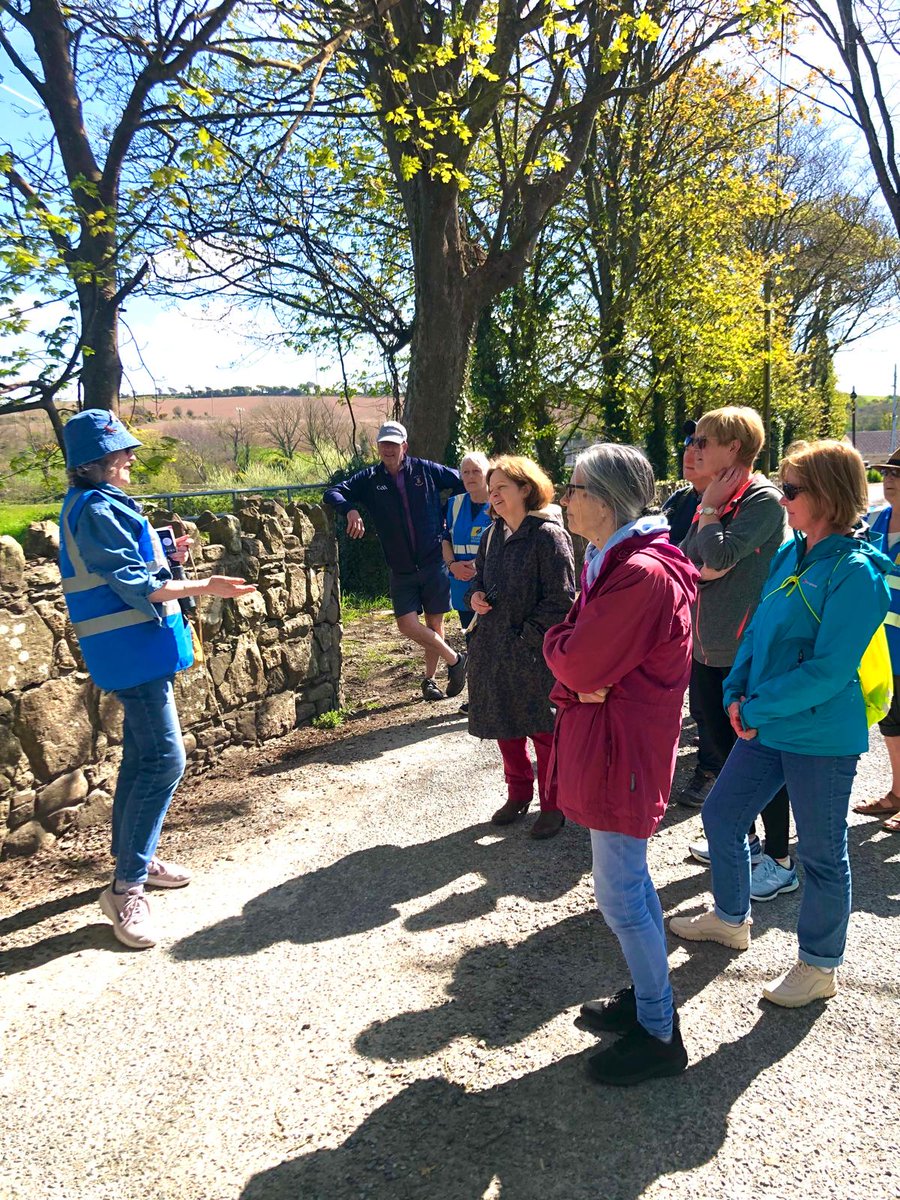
{"left": 1, "top": 701, "right": 898, "bottom": 1200}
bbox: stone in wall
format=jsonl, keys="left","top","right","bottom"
{"left": 0, "top": 608, "right": 54, "bottom": 692}
{"left": 16, "top": 675, "right": 93, "bottom": 781}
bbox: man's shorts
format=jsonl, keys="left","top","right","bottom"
{"left": 389, "top": 563, "right": 451, "bottom": 618}
{"left": 878, "top": 674, "right": 900, "bottom": 738}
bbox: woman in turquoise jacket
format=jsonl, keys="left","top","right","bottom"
{"left": 670, "top": 440, "right": 890, "bottom": 1008}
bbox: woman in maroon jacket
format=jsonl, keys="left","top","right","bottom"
{"left": 545, "top": 444, "right": 698, "bottom": 1087}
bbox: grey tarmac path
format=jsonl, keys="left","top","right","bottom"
{"left": 1, "top": 705, "right": 898, "bottom": 1200}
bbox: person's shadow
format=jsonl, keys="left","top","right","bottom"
{"left": 171, "top": 823, "right": 590, "bottom": 962}
{"left": 239, "top": 1006, "right": 823, "bottom": 1200}
{"left": 354, "top": 909, "right": 734, "bottom": 1063}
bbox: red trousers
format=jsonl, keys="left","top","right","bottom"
{"left": 497, "top": 732, "right": 558, "bottom": 811}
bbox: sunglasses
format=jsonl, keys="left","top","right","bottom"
{"left": 684, "top": 435, "right": 709, "bottom": 449}
{"left": 560, "top": 483, "right": 588, "bottom": 500}
{"left": 881, "top": 467, "right": 900, "bottom": 479}
{"left": 780, "top": 481, "right": 807, "bottom": 501}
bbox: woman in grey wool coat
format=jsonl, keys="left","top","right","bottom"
{"left": 466, "top": 455, "right": 576, "bottom": 840}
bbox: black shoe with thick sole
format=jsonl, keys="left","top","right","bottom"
{"left": 586, "top": 1015, "right": 687, "bottom": 1087}
{"left": 678, "top": 767, "right": 717, "bottom": 809}
{"left": 421, "top": 677, "right": 444, "bottom": 702}
{"left": 445, "top": 651, "right": 468, "bottom": 698}
{"left": 579, "top": 986, "right": 638, "bottom": 1035}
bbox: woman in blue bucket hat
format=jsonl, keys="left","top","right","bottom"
{"left": 59, "top": 410, "right": 256, "bottom": 949}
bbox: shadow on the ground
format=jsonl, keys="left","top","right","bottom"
{"left": 0, "top": 918, "right": 120, "bottom": 976}
{"left": 240, "top": 1006, "right": 822, "bottom": 1200}
{"left": 170, "top": 823, "right": 591, "bottom": 962}
{"left": 0, "top": 886, "right": 104, "bottom": 941}
{"left": 354, "top": 909, "right": 732, "bottom": 1063}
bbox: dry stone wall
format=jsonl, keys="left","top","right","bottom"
{"left": 0, "top": 497, "right": 342, "bottom": 858}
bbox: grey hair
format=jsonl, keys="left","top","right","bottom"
{"left": 67, "top": 454, "right": 117, "bottom": 490}
{"left": 459, "top": 450, "right": 490, "bottom": 474}
{"left": 574, "top": 443, "right": 658, "bottom": 529}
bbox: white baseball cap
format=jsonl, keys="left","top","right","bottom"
{"left": 376, "top": 420, "right": 407, "bottom": 444}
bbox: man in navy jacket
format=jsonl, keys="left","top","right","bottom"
{"left": 324, "top": 421, "right": 468, "bottom": 701}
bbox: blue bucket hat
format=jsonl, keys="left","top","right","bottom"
{"left": 63, "top": 409, "right": 142, "bottom": 469}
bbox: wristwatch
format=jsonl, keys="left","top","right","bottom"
{"left": 699, "top": 505, "right": 718, "bottom": 516}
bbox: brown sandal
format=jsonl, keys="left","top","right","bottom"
{"left": 853, "top": 790, "right": 900, "bottom": 816}
{"left": 883, "top": 811, "right": 900, "bottom": 833}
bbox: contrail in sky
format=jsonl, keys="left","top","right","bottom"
{"left": 1, "top": 81, "right": 42, "bottom": 108}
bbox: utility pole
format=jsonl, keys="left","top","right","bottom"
{"left": 892, "top": 366, "right": 898, "bottom": 451}
{"left": 762, "top": 273, "right": 772, "bottom": 474}
{"left": 851, "top": 386, "right": 857, "bottom": 447}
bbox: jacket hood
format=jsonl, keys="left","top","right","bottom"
{"left": 527, "top": 503, "right": 564, "bottom": 524}
{"left": 602, "top": 530, "right": 699, "bottom": 601}
{"left": 792, "top": 528, "right": 893, "bottom": 579}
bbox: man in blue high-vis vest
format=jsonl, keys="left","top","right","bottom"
{"left": 60, "top": 410, "right": 255, "bottom": 950}
{"left": 324, "top": 421, "right": 468, "bottom": 702}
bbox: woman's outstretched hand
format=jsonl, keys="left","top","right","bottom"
{"left": 205, "top": 576, "right": 257, "bottom": 599}
{"left": 578, "top": 687, "right": 610, "bottom": 704}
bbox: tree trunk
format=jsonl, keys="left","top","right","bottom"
{"left": 76, "top": 282, "right": 123, "bottom": 411}
{"left": 401, "top": 188, "right": 480, "bottom": 460}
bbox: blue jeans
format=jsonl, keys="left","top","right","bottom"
{"left": 590, "top": 830, "right": 673, "bottom": 1040}
{"left": 111, "top": 676, "right": 186, "bottom": 885}
{"left": 702, "top": 738, "right": 858, "bottom": 968}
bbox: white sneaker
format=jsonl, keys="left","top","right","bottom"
{"left": 762, "top": 961, "right": 837, "bottom": 1008}
{"left": 669, "top": 908, "right": 751, "bottom": 950}
{"left": 99, "top": 886, "right": 157, "bottom": 949}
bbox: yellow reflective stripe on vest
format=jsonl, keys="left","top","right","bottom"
{"left": 888, "top": 574, "right": 900, "bottom": 591}
{"left": 885, "top": 611, "right": 900, "bottom": 627}
{"left": 72, "top": 607, "right": 156, "bottom": 638}
{"left": 61, "top": 492, "right": 155, "bottom": 592}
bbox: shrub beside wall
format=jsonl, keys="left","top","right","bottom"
{"left": 0, "top": 497, "right": 342, "bottom": 858}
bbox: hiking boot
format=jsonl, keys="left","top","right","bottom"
{"left": 762, "top": 961, "right": 837, "bottom": 1008}
{"left": 689, "top": 834, "right": 764, "bottom": 866}
{"left": 669, "top": 908, "right": 751, "bottom": 950}
{"left": 445, "top": 651, "right": 468, "bottom": 698}
{"left": 529, "top": 810, "right": 565, "bottom": 839}
{"left": 586, "top": 1015, "right": 688, "bottom": 1086}
{"left": 421, "top": 677, "right": 444, "bottom": 702}
{"left": 99, "top": 886, "right": 157, "bottom": 950}
{"left": 579, "top": 986, "right": 638, "bottom": 1035}
{"left": 491, "top": 799, "right": 530, "bottom": 825}
{"left": 678, "top": 767, "right": 717, "bottom": 808}
{"left": 750, "top": 855, "right": 799, "bottom": 902}
{"left": 145, "top": 857, "right": 192, "bottom": 889}
{"left": 458, "top": 701, "right": 469, "bottom": 715}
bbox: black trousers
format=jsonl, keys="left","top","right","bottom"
{"left": 688, "top": 659, "right": 790, "bottom": 860}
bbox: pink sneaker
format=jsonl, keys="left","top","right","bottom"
{"left": 99, "top": 886, "right": 157, "bottom": 949}
{"left": 145, "top": 857, "right": 192, "bottom": 889}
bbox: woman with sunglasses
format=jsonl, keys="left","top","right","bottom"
{"left": 466, "top": 456, "right": 575, "bottom": 839}
{"left": 676, "top": 407, "right": 796, "bottom": 903}
{"left": 545, "top": 445, "right": 697, "bottom": 1085}
{"left": 857, "top": 448, "right": 900, "bottom": 830}
{"left": 670, "top": 440, "right": 890, "bottom": 1007}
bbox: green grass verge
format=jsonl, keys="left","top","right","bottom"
{"left": 0, "top": 503, "right": 61, "bottom": 544}
{"left": 341, "top": 592, "right": 392, "bottom": 621}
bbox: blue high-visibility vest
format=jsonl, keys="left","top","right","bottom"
{"left": 58, "top": 488, "right": 193, "bottom": 691}
{"left": 446, "top": 492, "right": 491, "bottom": 611}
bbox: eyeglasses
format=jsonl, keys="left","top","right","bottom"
{"left": 881, "top": 467, "right": 900, "bottom": 479}
{"left": 560, "top": 483, "right": 588, "bottom": 500}
{"left": 684, "top": 435, "right": 709, "bottom": 449}
{"left": 780, "top": 481, "right": 807, "bottom": 501}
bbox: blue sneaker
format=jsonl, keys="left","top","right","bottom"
{"left": 751, "top": 855, "right": 799, "bottom": 901}
{"left": 689, "top": 835, "right": 763, "bottom": 866}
